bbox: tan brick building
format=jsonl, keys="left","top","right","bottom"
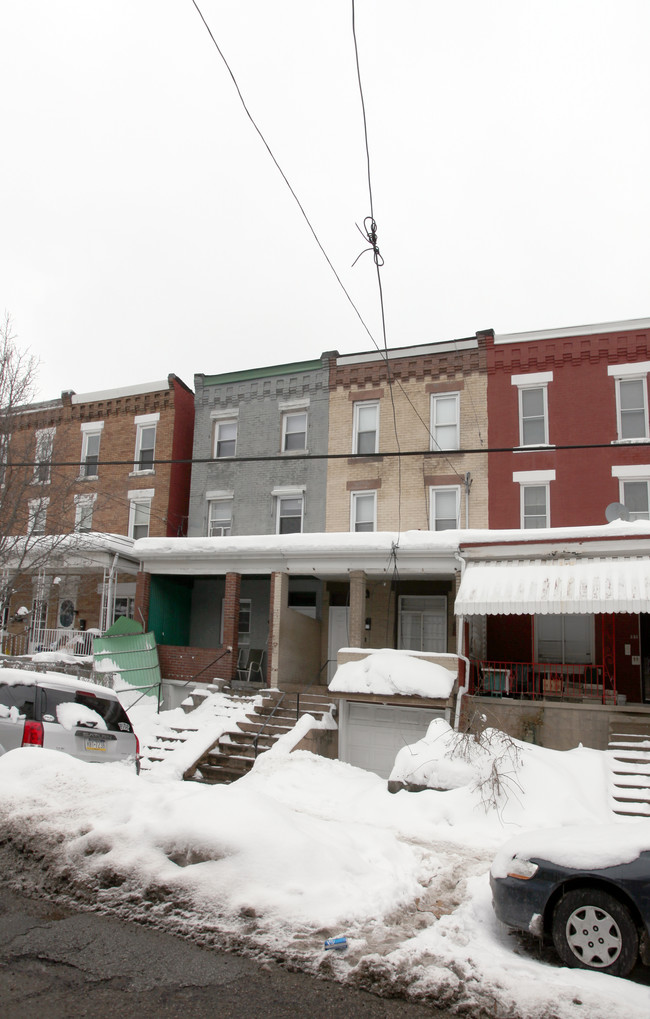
{"left": 1, "top": 375, "right": 194, "bottom": 652}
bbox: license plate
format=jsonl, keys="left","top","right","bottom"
{"left": 85, "top": 738, "right": 106, "bottom": 752}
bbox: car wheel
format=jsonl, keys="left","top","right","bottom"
{"left": 552, "top": 888, "right": 638, "bottom": 977}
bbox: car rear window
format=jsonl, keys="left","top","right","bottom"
{"left": 0, "top": 683, "right": 36, "bottom": 721}
{"left": 41, "top": 688, "right": 133, "bottom": 734}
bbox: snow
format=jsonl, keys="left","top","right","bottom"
{"left": 56, "top": 701, "right": 107, "bottom": 732}
{"left": 0, "top": 667, "right": 113, "bottom": 696}
{"left": 330, "top": 649, "right": 456, "bottom": 699}
{"left": 492, "top": 822, "right": 650, "bottom": 879}
{"left": 0, "top": 705, "right": 649, "bottom": 1018}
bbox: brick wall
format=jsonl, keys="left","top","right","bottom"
{"left": 157, "top": 644, "right": 234, "bottom": 684}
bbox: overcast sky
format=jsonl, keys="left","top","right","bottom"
{"left": 2, "top": 1, "right": 649, "bottom": 401}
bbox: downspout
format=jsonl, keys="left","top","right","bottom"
{"left": 453, "top": 551, "right": 470, "bottom": 731}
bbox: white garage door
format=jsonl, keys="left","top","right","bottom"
{"left": 341, "top": 701, "right": 446, "bottom": 779}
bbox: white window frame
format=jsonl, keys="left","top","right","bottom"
{"left": 513, "top": 469, "right": 555, "bottom": 528}
{"left": 276, "top": 493, "right": 304, "bottom": 534}
{"left": 398, "top": 595, "right": 448, "bottom": 653}
{"left": 614, "top": 377, "right": 649, "bottom": 441}
{"left": 133, "top": 413, "right": 159, "bottom": 474}
{"left": 74, "top": 493, "right": 97, "bottom": 533}
{"left": 33, "top": 427, "right": 55, "bottom": 484}
{"left": 208, "top": 497, "right": 233, "bottom": 536}
{"left": 281, "top": 410, "right": 308, "bottom": 452}
{"left": 213, "top": 418, "right": 238, "bottom": 459}
{"left": 127, "top": 488, "right": 154, "bottom": 540}
{"left": 350, "top": 490, "right": 377, "bottom": 532}
{"left": 352, "top": 401, "right": 379, "bottom": 455}
{"left": 512, "top": 372, "right": 552, "bottom": 448}
{"left": 28, "top": 496, "right": 49, "bottom": 535}
{"left": 430, "top": 392, "right": 460, "bottom": 451}
{"left": 535, "top": 614, "right": 594, "bottom": 665}
{"left": 429, "top": 486, "right": 460, "bottom": 531}
{"left": 612, "top": 464, "right": 650, "bottom": 520}
{"left": 80, "top": 421, "right": 103, "bottom": 478}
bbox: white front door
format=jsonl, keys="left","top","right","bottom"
{"left": 328, "top": 606, "right": 349, "bottom": 681}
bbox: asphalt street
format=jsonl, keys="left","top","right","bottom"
{"left": 0, "top": 887, "right": 449, "bottom": 1019}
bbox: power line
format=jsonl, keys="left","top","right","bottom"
{"left": 6, "top": 438, "right": 650, "bottom": 471}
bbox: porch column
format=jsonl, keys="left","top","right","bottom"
{"left": 222, "top": 572, "right": 241, "bottom": 683}
{"left": 267, "top": 571, "right": 288, "bottom": 689}
{"left": 349, "top": 570, "right": 367, "bottom": 649}
{"left": 134, "top": 570, "right": 150, "bottom": 631}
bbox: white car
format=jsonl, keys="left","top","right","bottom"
{"left": 0, "top": 668, "right": 139, "bottom": 769}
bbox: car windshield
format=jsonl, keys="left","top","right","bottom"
{"left": 41, "top": 688, "right": 133, "bottom": 734}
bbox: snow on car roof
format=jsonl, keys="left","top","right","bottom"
{"left": 491, "top": 820, "right": 650, "bottom": 878}
{"left": 0, "top": 668, "right": 116, "bottom": 697}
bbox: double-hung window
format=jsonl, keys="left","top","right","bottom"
{"left": 128, "top": 489, "right": 153, "bottom": 539}
{"left": 353, "top": 401, "right": 379, "bottom": 455}
{"left": 398, "top": 595, "right": 447, "bottom": 653}
{"left": 214, "top": 419, "right": 237, "bottom": 458}
{"left": 208, "top": 497, "right": 233, "bottom": 536}
{"left": 612, "top": 465, "right": 650, "bottom": 520}
{"left": 28, "top": 497, "right": 49, "bottom": 535}
{"left": 277, "top": 495, "right": 303, "bottom": 534}
{"left": 80, "top": 421, "right": 103, "bottom": 478}
{"left": 74, "top": 493, "right": 96, "bottom": 532}
{"left": 429, "top": 486, "right": 460, "bottom": 530}
{"left": 34, "top": 428, "right": 55, "bottom": 484}
{"left": 350, "top": 490, "right": 376, "bottom": 532}
{"left": 609, "top": 362, "right": 650, "bottom": 441}
{"left": 282, "top": 410, "right": 307, "bottom": 452}
{"left": 512, "top": 372, "right": 552, "bottom": 447}
{"left": 133, "top": 414, "right": 158, "bottom": 473}
{"left": 514, "top": 470, "right": 555, "bottom": 528}
{"left": 430, "top": 393, "right": 459, "bottom": 450}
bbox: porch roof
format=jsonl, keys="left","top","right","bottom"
{"left": 455, "top": 556, "right": 650, "bottom": 615}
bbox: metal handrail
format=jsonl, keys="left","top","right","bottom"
{"left": 253, "top": 658, "right": 331, "bottom": 758}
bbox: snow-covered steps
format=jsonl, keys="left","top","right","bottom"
{"left": 185, "top": 689, "right": 336, "bottom": 786}
{"left": 608, "top": 715, "right": 650, "bottom": 817}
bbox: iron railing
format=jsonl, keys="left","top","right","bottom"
{"left": 469, "top": 658, "right": 616, "bottom": 703}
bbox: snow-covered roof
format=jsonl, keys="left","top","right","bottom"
{"left": 3, "top": 532, "right": 138, "bottom": 571}
{"left": 134, "top": 521, "right": 650, "bottom": 578}
{"left": 456, "top": 555, "right": 650, "bottom": 615}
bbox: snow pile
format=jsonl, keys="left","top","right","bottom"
{"left": 0, "top": 716, "right": 649, "bottom": 1018}
{"left": 56, "top": 701, "right": 107, "bottom": 731}
{"left": 330, "top": 649, "right": 456, "bottom": 699}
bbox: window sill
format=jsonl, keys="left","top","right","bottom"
{"left": 348, "top": 455, "right": 383, "bottom": 464}
{"left": 281, "top": 448, "right": 308, "bottom": 455}
{"left": 513, "top": 445, "right": 555, "bottom": 453}
{"left": 76, "top": 474, "right": 99, "bottom": 482}
{"left": 611, "top": 438, "right": 650, "bottom": 445}
{"left": 129, "top": 469, "right": 156, "bottom": 477}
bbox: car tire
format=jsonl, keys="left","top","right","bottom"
{"left": 552, "top": 888, "right": 638, "bottom": 977}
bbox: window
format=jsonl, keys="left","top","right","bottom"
{"left": 622, "top": 480, "right": 649, "bottom": 520}
{"left": 113, "top": 596, "right": 135, "bottom": 621}
{"left": 58, "top": 598, "right": 75, "bottom": 629}
{"left": 512, "top": 372, "right": 552, "bottom": 447}
{"left": 128, "top": 489, "right": 153, "bottom": 539}
{"left": 208, "top": 498, "right": 233, "bottom": 536}
{"left": 536, "top": 614, "right": 593, "bottom": 665}
{"left": 34, "top": 428, "right": 55, "bottom": 484}
{"left": 398, "top": 595, "right": 447, "bottom": 653}
{"left": 521, "top": 485, "right": 549, "bottom": 528}
{"left": 0, "top": 432, "right": 10, "bottom": 486}
{"left": 429, "top": 486, "right": 459, "bottom": 530}
{"left": 80, "top": 422, "right": 103, "bottom": 477}
{"left": 28, "top": 497, "right": 49, "bottom": 535}
{"left": 612, "top": 465, "right": 650, "bottom": 520}
{"left": 133, "top": 413, "right": 159, "bottom": 473}
{"left": 277, "top": 495, "right": 303, "bottom": 534}
{"left": 353, "top": 401, "right": 379, "bottom": 455}
{"left": 609, "top": 361, "right": 650, "bottom": 441}
{"left": 214, "top": 419, "right": 237, "bottom": 458}
{"left": 282, "top": 411, "right": 307, "bottom": 452}
{"left": 430, "top": 393, "right": 459, "bottom": 451}
{"left": 74, "top": 494, "right": 96, "bottom": 532}
{"left": 351, "top": 490, "right": 376, "bottom": 532}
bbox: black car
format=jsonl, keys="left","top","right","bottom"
{"left": 490, "top": 828, "right": 650, "bottom": 978}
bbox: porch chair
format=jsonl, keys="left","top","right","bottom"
{"left": 242, "top": 648, "right": 265, "bottom": 683}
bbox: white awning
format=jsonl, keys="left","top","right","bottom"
{"left": 455, "top": 557, "right": 650, "bottom": 615}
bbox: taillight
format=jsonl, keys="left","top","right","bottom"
{"left": 134, "top": 732, "right": 140, "bottom": 755}
{"left": 22, "top": 720, "right": 44, "bottom": 747}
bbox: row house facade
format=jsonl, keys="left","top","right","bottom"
{"left": 1, "top": 375, "right": 194, "bottom": 652}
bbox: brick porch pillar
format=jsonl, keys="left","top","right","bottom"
{"left": 222, "top": 572, "right": 241, "bottom": 682}
{"left": 134, "top": 570, "right": 151, "bottom": 631}
{"left": 349, "top": 570, "right": 367, "bottom": 649}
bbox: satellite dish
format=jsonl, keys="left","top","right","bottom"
{"left": 605, "top": 502, "right": 631, "bottom": 522}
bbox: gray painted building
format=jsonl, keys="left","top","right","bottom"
{"left": 188, "top": 355, "right": 333, "bottom": 539}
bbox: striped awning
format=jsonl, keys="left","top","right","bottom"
{"left": 455, "top": 557, "right": 650, "bottom": 615}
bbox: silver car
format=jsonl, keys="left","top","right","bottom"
{"left": 0, "top": 668, "right": 139, "bottom": 768}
